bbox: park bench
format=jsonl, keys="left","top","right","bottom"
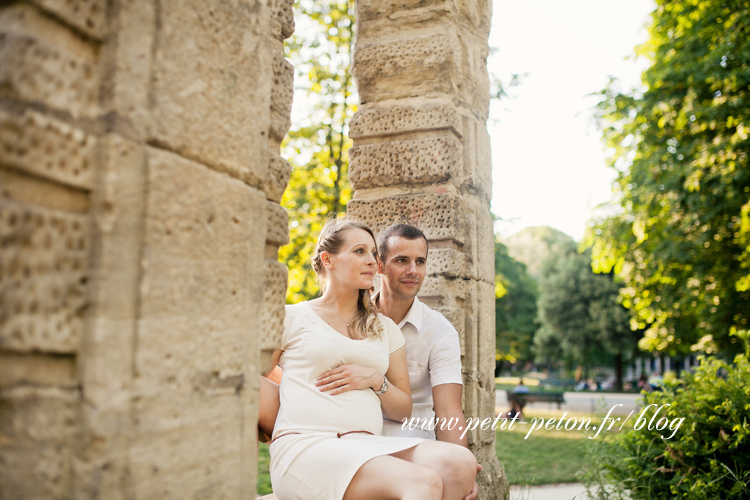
{"left": 507, "top": 392, "right": 565, "bottom": 412}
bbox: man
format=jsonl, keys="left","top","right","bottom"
{"left": 375, "top": 224, "right": 480, "bottom": 499}
{"left": 375, "top": 224, "right": 469, "bottom": 444}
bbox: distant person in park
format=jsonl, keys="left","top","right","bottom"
{"left": 512, "top": 379, "right": 530, "bottom": 394}
{"left": 263, "top": 218, "right": 477, "bottom": 500}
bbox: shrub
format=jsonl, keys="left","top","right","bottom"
{"left": 581, "top": 354, "right": 750, "bottom": 499}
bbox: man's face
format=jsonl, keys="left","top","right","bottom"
{"left": 378, "top": 236, "right": 427, "bottom": 300}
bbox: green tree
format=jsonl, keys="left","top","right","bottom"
{"left": 495, "top": 239, "right": 539, "bottom": 369}
{"left": 280, "top": 0, "right": 355, "bottom": 303}
{"left": 588, "top": 0, "right": 750, "bottom": 355}
{"left": 535, "top": 241, "right": 637, "bottom": 388}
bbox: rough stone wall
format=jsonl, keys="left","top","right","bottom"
{"left": 0, "top": 0, "right": 292, "bottom": 497}
{"left": 348, "top": 1, "right": 507, "bottom": 498}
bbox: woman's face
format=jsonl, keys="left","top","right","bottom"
{"left": 324, "top": 227, "right": 378, "bottom": 290}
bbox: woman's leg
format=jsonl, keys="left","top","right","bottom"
{"left": 390, "top": 441, "right": 478, "bottom": 500}
{"left": 343, "top": 454, "right": 443, "bottom": 500}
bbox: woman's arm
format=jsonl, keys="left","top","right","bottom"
{"left": 314, "top": 345, "right": 413, "bottom": 422}
{"left": 379, "top": 345, "right": 412, "bottom": 422}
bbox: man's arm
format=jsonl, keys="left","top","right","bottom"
{"left": 432, "top": 383, "right": 468, "bottom": 447}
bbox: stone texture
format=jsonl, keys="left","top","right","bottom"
{"left": 0, "top": 353, "right": 76, "bottom": 388}
{"left": 132, "top": 147, "right": 265, "bottom": 497}
{"left": 270, "top": 46, "right": 294, "bottom": 143}
{"left": 348, "top": 191, "right": 467, "bottom": 243}
{"left": 261, "top": 260, "right": 287, "bottom": 373}
{"left": 349, "top": 97, "right": 460, "bottom": 139}
{"left": 426, "top": 247, "right": 464, "bottom": 278}
{"left": 149, "top": 0, "right": 272, "bottom": 188}
{"left": 263, "top": 153, "right": 292, "bottom": 203}
{"left": 349, "top": 133, "right": 462, "bottom": 189}
{"left": 353, "top": 30, "right": 460, "bottom": 104}
{"left": 0, "top": 387, "right": 78, "bottom": 499}
{"left": 269, "top": 0, "right": 295, "bottom": 41}
{"left": 0, "top": 198, "right": 88, "bottom": 354}
{"left": 0, "top": 4, "right": 99, "bottom": 118}
{"left": 0, "top": 109, "right": 96, "bottom": 190}
{"left": 29, "top": 0, "right": 107, "bottom": 40}
{"left": 265, "top": 200, "right": 290, "bottom": 248}
{"left": 98, "top": 0, "right": 156, "bottom": 141}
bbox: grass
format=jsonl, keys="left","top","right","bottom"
{"left": 496, "top": 409, "right": 596, "bottom": 486}
{"left": 258, "top": 443, "right": 272, "bottom": 496}
{"left": 256, "top": 409, "right": 621, "bottom": 493}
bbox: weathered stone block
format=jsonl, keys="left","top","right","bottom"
{"left": 0, "top": 387, "right": 78, "bottom": 498}
{"left": 129, "top": 392, "right": 249, "bottom": 499}
{"left": 0, "top": 198, "right": 88, "bottom": 354}
{"left": 98, "top": 0, "right": 156, "bottom": 140}
{"left": 477, "top": 281, "right": 496, "bottom": 377}
{"left": 347, "top": 191, "right": 468, "bottom": 243}
{"left": 349, "top": 97, "right": 460, "bottom": 139}
{"left": 457, "top": 113, "right": 492, "bottom": 202}
{"left": 353, "top": 31, "right": 460, "bottom": 104}
{"left": 349, "top": 133, "right": 462, "bottom": 190}
{"left": 418, "top": 275, "right": 468, "bottom": 309}
{"left": 0, "top": 109, "right": 95, "bottom": 190}
{"left": 270, "top": 46, "right": 294, "bottom": 143}
{"left": 265, "top": 201, "right": 289, "bottom": 248}
{"left": 0, "top": 4, "right": 99, "bottom": 118}
{"left": 130, "top": 148, "right": 264, "bottom": 497}
{"left": 29, "top": 0, "right": 107, "bottom": 40}
{"left": 269, "top": 0, "right": 295, "bottom": 40}
{"left": 426, "top": 247, "right": 464, "bottom": 278}
{"left": 261, "top": 259, "right": 287, "bottom": 373}
{"left": 263, "top": 152, "right": 292, "bottom": 203}
{"left": 149, "top": 0, "right": 272, "bottom": 188}
{"left": 0, "top": 353, "right": 76, "bottom": 388}
{"left": 137, "top": 147, "right": 265, "bottom": 387}
{"left": 357, "top": 0, "right": 455, "bottom": 24}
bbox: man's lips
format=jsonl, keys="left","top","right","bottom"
{"left": 401, "top": 280, "right": 419, "bottom": 285}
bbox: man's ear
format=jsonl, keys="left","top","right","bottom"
{"left": 377, "top": 260, "right": 384, "bottom": 274}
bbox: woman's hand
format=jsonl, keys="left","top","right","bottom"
{"left": 315, "top": 364, "right": 383, "bottom": 395}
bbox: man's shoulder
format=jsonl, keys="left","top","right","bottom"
{"left": 418, "top": 301, "right": 459, "bottom": 338}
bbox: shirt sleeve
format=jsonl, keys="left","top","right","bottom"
{"left": 382, "top": 315, "right": 406, "bottom": 353}
{"left": 428, "top": 328, "right": 463, "bottom": 387}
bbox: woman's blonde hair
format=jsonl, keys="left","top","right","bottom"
{"left": 311, "top": 217, "right": 383, "bottom": 340}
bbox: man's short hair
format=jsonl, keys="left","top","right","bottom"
{"left": 377, "top": 224, "right": 428, "bottom": 263}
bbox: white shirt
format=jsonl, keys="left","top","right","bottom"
{"left": 381, "top": 297, "right": 463, "bottom": 439}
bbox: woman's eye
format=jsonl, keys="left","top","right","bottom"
{"left": 354, "top": 249, "right": 363, "bottom": 254}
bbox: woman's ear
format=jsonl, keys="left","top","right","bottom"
{"left": 320, "top": 251, "right": 332, "bottom": 269}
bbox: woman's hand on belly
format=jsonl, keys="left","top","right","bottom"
{"left": 315, "top": 364, "right": 383, "bottom": 396}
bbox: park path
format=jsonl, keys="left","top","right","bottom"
{"left": 496, "top": 390, "right": 642, "bottom": 415}
{"left": 509, "top": 482, "right": 589, "bottom": 500}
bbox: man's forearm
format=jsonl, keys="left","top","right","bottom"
{"left": 435, "top": 411, "right": 469, "bottom": 447}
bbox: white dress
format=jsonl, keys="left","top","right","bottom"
{"left": 269, "top": 302, "right": 425, "bottom": 500}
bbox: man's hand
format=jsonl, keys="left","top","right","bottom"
{"left": 463, "top": 464, "right": 482, "bottom": 500}
{"left": 315, "top": 364, "right": 382, "bottom": 395}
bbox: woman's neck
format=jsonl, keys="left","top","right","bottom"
{"left": 316, "top": 287, "right": 360, "bottom": 316}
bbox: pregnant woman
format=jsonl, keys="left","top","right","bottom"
{"left": 269, "top": 218, "right": 477, "bottom": 500}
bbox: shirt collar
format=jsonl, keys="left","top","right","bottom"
{"left": 398, "top": 296, "right": 424, "bottom": 332}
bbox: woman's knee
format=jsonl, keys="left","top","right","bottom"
{"left": 410, "top": 466, "right": 443, "bottom": 499}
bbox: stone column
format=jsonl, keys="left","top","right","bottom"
{"left": 0, "top": 1, "right": 292, "bottom": 497}
{"left": 348, "top": 1, "right": 506, "bottom": 498}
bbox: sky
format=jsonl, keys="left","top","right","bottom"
{"left": 488, "top": 0, "right": 656, "bottom": 242}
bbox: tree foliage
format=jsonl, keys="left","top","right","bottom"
{"left": 494, "top": 239, "right": 538, "bottom": 366}
{"left": 534, "top": 241, "right": 637, "bottom": 384}
{"left": 280, "top": 0, "right": 355, "bottom": 303}
{"left": 587, "top": 0, "right": 750, "bottom": 355}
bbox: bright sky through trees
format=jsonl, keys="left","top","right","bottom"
{"left": 489, "top": 0, "right": 656, "bottom": 241}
